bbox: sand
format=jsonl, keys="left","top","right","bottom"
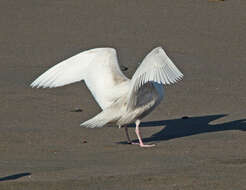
{"left": 0, "top": 0, "right": 246, "bottom": 189}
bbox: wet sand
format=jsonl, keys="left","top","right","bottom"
{"left": 0, "top": 0, "right": 246, "bottom": 189}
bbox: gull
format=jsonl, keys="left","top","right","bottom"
{"left": 31, "top": 47, "right": 183, "bottom": 147}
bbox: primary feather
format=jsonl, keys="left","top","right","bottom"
{"left": 127, "top": 47, "right": 183, "bottom": 109}
{"left": 31, "top": 48, "right": 129, "bottom": 109}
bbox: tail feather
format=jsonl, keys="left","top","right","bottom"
{"left": 80, "top": 117, "right": 108, "bottom": 128}
{"left": 80, "top": 108, "right": 118, "bottom": 128}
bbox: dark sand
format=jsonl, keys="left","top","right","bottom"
{"left": 1, "top": 0, "right": 246, "bottom": 189}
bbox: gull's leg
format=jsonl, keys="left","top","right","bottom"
{"left": 124, "top": 125, "right": 139, "bottom": 145}
{"left": 124, "top": 126, "right": 132, "bottom": 144}
{"left": 135, "top": 119, "right": 156, "bottom": 147}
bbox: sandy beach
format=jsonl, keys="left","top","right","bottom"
{"left": 0, "top": 0, "right": 246, "bottom": 189}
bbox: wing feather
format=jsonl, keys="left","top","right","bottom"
{"left": 127, "top": 46, "right": 183, "bottom": 108}
{"left": 31, "top": 48, "right": 129, "bottom": 109}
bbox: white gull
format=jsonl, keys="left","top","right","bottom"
{"left": 31, "top": 46, "right": 183, "bottom": 147}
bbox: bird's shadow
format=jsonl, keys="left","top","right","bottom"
{"left": 0, "top": 173, "right": 31, "bottom": 182}
{"left": 118, "top": 114, "right": 246, "bottom": 144}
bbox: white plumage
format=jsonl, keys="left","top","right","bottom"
{"left": 31, "top": 46, "right": 183, "bottom": 147}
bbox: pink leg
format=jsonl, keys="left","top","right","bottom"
{"left": 135, "top": 120, "right": 156, "bottom": 148}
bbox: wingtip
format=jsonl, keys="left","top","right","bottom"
{"left": 148, "top": 46, "right": 168, "bottom": 59}
{"left": 30, "top": 82, "right": 36, "bottom": 88}
{"left": 30, "top": 82, "right": 44, "bottom": 89}
{"left": 152, "top": 46, "right": 164, "bottom": 53}
{"left": 30, "top": 79, "right": 41, "bottom": 88}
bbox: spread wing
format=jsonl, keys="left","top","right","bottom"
{"left": 127, "top": 46, "right": 184, "bottom": 108}
{"left": 31, "top": 48, "right": 129, "bottom": 109}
